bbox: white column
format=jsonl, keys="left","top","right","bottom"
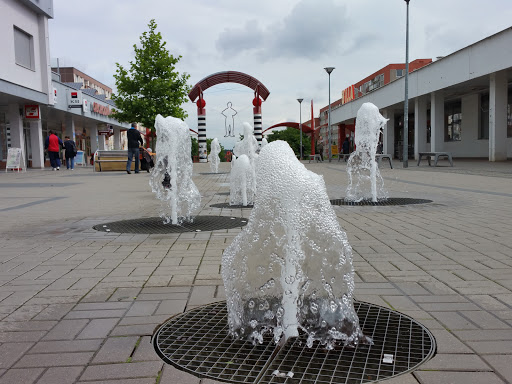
{"left": 414, "top": 96, "right": 427, "bottom": 159}
{"left": 430, "top": 91, "right": 444, "bottom": 152}
{"left": 90, "top": 125, "right": 99, "bottom": 154}
{"left": 98, "top": 133, "right": 106, "bottom": 150}
{"left": 29, "top": 119, "right": 44, "bottom": 168}
{"left": 382, "top": 109, "right": 395, "bottom": 156}
{"left": 8, "top": 103, "right": 24, "bottom": 150}
{"left": 65, "top": 114, "right": 76, "bottom": 141}
{"left": 489, "top": 70, "right": 507, "bottom": 161}
{"left": 113, "top": 127, "right": 121, "bottom": 150}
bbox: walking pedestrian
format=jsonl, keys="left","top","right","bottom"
{"left": 45, "top": 130, "right": 63, "bottom": 170}
{"left": 126, "top": 123, "right": 143, "bottom": 174}
{"left": 63, "top": 136, "right": 77, "bottom": 170}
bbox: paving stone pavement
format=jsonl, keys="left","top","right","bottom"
{"left": 0, "top": 158, "right": 512, "bottom": 384}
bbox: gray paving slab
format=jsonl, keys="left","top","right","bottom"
{"left": 1, "top": 160, "right": 512, "bottom": 383}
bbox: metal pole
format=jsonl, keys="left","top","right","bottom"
{"left": 297, "top": 98, "right": 303, "bottom": 159}
{"left": 403, "top": 0, "right": 410, "bottom": 168}
{"left": 324, "top": 67, "right": 335, "bottom": 162}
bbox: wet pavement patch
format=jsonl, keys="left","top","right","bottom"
{"left": 93, "top": 216, "right": 248, "bottom": 234}
{"left": 153, "top": 300, "right": 436, "bottom": 384}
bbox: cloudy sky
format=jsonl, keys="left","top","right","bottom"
{"left": 49, "top": 0, "right": 511, "bottom": 148}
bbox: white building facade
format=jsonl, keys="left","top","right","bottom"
{"left": 0, "top": 0, "right": 129, "bottom": 169}
{"left": 329, "top": 27, "right": 512, "bottom": 161}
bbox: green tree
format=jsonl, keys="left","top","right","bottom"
{"left": 111, "top": 19, "right": 191, "bottom": 150}
{"left": 267, "top": 127, "right": 311, "bottom": 157}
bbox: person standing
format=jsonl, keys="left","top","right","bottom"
{"left": 126, "top": 123, "right": 143, "bottom": 174}
{"left": 317, "top": 137, "right": 324, "bottom": 161}
{"left": 342, "top": 136, "right": 350, "bottom": 161}
{"left": 63, "top": 136, "right": 77, "bottom": 170}
{"left": 45, "top": 130, "right": 63, "bottom": 170}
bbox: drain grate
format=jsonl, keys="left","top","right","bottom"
{"left": 93, "top": 216, "right": 248, "bottom": 234}
{"left": 199, "top": 172, "right": 229, "bottom": 175}
{"left": 217, "top": 192, "right": 231, "bottom": 196}
{"left": 331, "top": 198, "right": 432, "bottom": 206}
{"left": 210, "top": 203, "right": 254, "bottom": 209}
{"left": 153, "top": 301, "right": 436, "bottom": 384}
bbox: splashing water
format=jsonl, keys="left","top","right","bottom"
{"left": 149, "top": 115, "right": 201, "bottom": 224}
{"left": 230, "top": 155, "right": 254, "bottom": 206}
{"left": 346, "top": 103, "right": 389, "bottom": 203}
{"left": 222, "top": 140, "right": 368, "bottom": 349}
{"left": 208, "top": 138, "right": 221, "bottom": 173}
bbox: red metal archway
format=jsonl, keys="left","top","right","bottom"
{"left": 188, "top": 71, "right": 270, "bottom": 163}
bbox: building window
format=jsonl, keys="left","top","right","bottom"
{"left": 445, "top": 101, "right": 462, "bottom": 141}
{"left": 480, "top": 93, "right": 489, "bottom": 139}
{"left": 396, "top": 69, "right": 403, "bottom": 77}
{"left": 13, "top": 26, "right": 34, "bottom": 70}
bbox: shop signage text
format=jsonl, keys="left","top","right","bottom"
{"left": 24, "top": 105, "right": 40, "bottom": 119}
{"left": 92, "top": 102, "right": 111, "bottom": 116}
{"left": 342, "top": 85, "right": 355, "bottom": 105}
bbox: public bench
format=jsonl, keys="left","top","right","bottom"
{"left": 375, "top": 154, "right": 393, "bottom": 169}
{"left": 308, "top": 154, "right": 322, "bottom": 163}
{"left": 94, "top": 150, "right": 130, "bottom": 172}
{"left": 417, "top": 152, "right": 454, "bottom": 167}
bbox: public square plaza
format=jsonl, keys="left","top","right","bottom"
{"left": 1, "top": 159, "right": 512, "bottom": 384}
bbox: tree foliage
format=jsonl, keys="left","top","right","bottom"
{"left": 111, "top": 19, "right": 191, "bottom": 140}
{"left": 266, "top": 127, "right": 311, "bottom": 156}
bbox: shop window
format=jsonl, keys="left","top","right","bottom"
{"left": 480, "top": 94, "right": 489, "bottom": 139}
{"left": 13, "top": 26, "right": 34, "bottom": 70}
{"left": 0, "top": 112, "right": 7, "bottom": 161}
{"left": 445, "top": 101, "right": 462, "bottom": 141}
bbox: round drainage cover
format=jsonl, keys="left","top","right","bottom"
{"left": 93, "top": 216, "right": 248, "bottom": 234}
{"left": 153, "top": 300, "right": 436, "bottom": 384}
{"left": 210, "top": 203, "right": 254, "bottom": 209}
{"left": 199, "top": 172, "right": 229, "bottom": 175}
{"left": 331, "top": 197, "right": 432, "bottom": 206}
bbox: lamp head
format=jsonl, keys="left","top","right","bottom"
{"left": 324, "top": 67, "right": 335, "bottom": 74}
{"left": 297, "top": 98, "right": 304, "bottom": 104}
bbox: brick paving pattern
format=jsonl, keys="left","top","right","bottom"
{"left": 0, "top": 159, "right": 511, "bottom": 383}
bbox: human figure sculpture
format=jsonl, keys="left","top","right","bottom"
{"left": 149, "top": 115, "right": 200, "bottom": 224}
{"left": 222, "top": 140, "right": 368, "bottom": 349}
{"left": 346, "top": 103, "right": 389, "bottom": 202}
{"left": 222, "top": 102, "right": 237, "bottom": 137}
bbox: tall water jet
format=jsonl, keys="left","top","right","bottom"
{"left": 208, "top": 138, "right": 221, "bottom": 173}
{"left": 149, "top": 115, "right": 201, "bottom": 224}
{"left": 346, "top": 103, "right": 389, "bottom": 203}
{"left": 229, "top": 154, "right": 254, "bottom": 206}
{"left": 222, "top": 140, "right": 367, "bottom": 349}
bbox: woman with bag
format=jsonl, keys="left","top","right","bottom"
{"left": 63, "top": 136, "right": 77, "bottom": 170}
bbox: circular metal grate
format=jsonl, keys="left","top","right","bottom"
{"left": 331, "top": 198, "right": 432, "bottom": 206}
{"left": 210, "top": 203, "right": 254, "bottom": 209}
{"left": 93, "top": 216, "right": 248, "bottom": 234}
{"left": 153, "top": 300, "right": 436, "bottom": 384}
{"left": 199, "top": 172, "right": 229, "bottom": 175}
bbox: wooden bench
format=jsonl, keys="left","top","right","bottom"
{"left": 375, "top": 154, "right": 393, "bottom": 169}
{"left": 308, "top": 154, "right": 322, "bottom": 163}
{"left": 417, "top": 152, "right": 454, "bottom": 167}
{"left": 94, "top": 150, "right": 132, "bottom": 172}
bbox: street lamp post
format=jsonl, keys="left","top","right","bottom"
{"left": 297, "top": 98, "right": 303, "bottom": 159}
{"left": 403, "top": 0, "right": 410, "bottom": 168}
{"left": 324, "top": 67, "right": 335, "bottom": 162}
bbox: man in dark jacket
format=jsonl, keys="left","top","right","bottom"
{"left": 126, "top": 123, "right": 143, "bottom": 174}
{"left": 45, "top": 130, "right": 63, "bottom": 170}
{"left": 63, "top": 136, "right": 77, "bottom": 170}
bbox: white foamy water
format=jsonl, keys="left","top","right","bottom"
{"left": 222, "top": 140, "right": 368, "bottom": 349}
{"left": 346, "top": 103, "right": 389, "bottom": 202}
{"left": 149, "top": 115, "right": 200, "bottom": 224}
{"left": 208, "top": 138, "right": 221, "bottom": 173}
